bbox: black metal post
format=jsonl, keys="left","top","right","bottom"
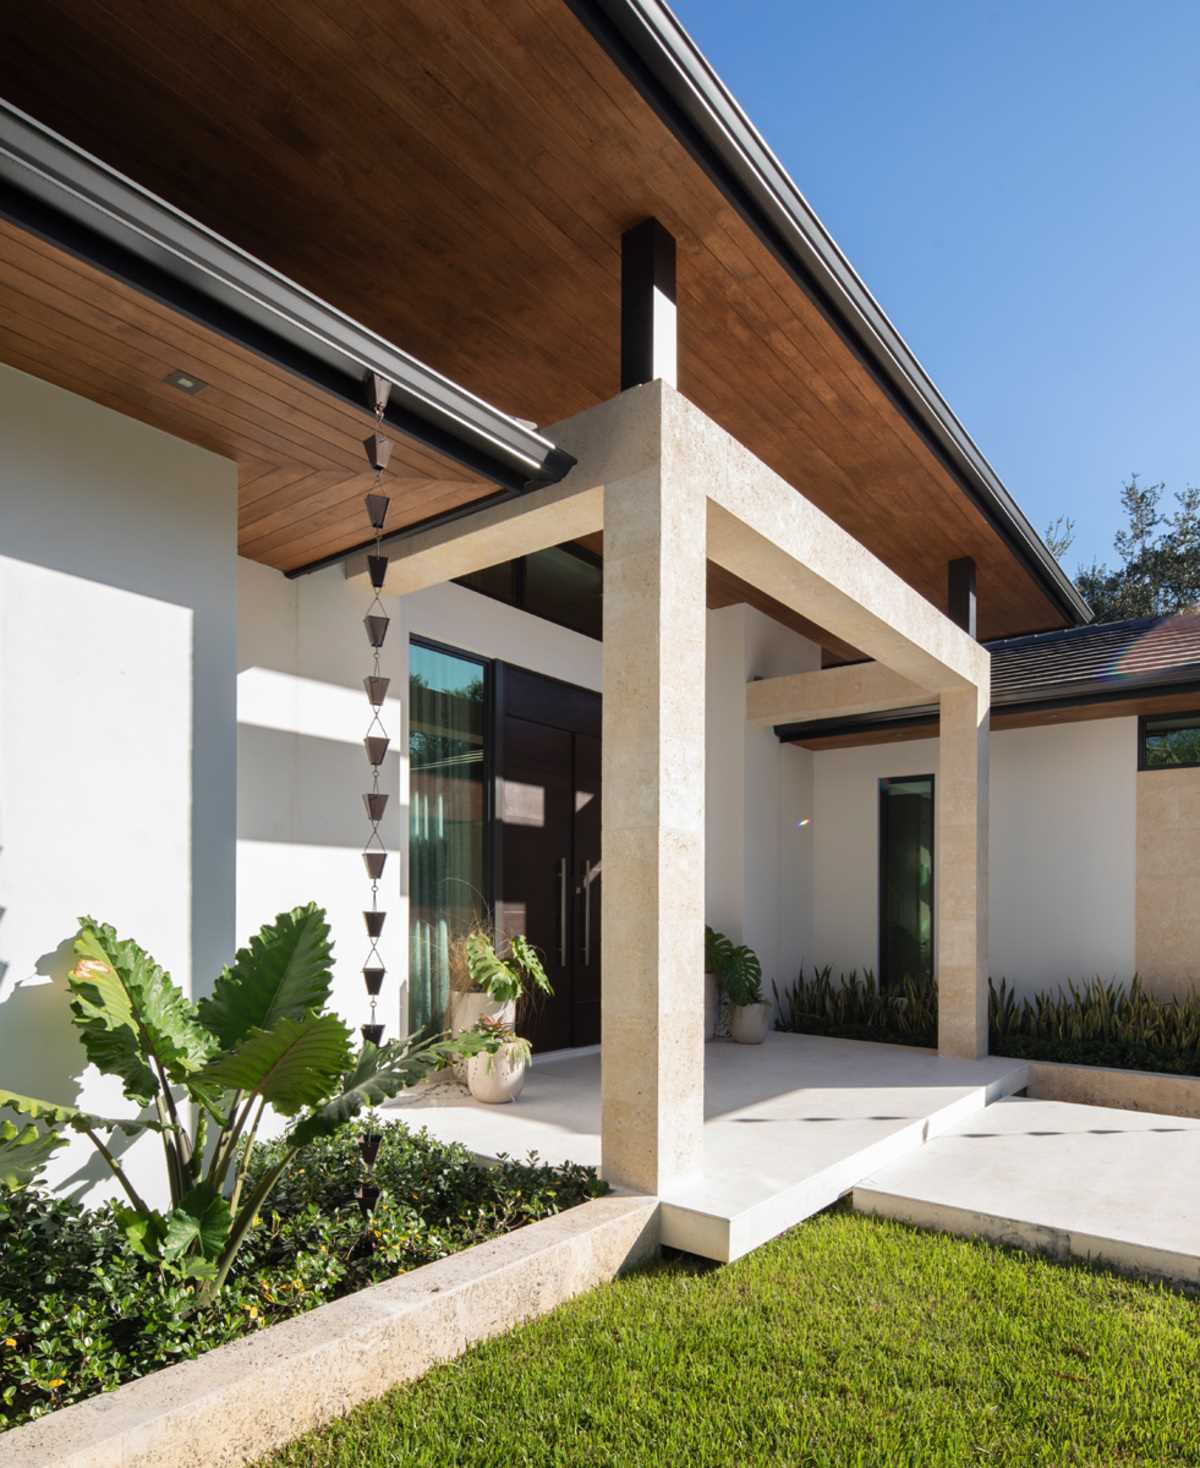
{"left": 620, "top": 217, "right": 677, "bottom": 390}
{"left": 948, "top": 557, "right": 977, "bottom": 639}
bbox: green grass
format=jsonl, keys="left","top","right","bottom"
{"left": 261, "top": 1211, "right": 1200, "bottom": 1468}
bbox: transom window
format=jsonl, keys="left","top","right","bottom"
{"left": 1139, "top": 712, "right": 1200, "bottom": 771}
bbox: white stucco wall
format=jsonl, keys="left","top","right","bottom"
{"left": 705, "top": 605, "right": 820, "bottom": 992}
{"left": 236, "top": 568, "right": 605, "bottom": 1071}
{"left": 236, "top": 571, "right": 825, "bottom": 1046}
{"left": 809, "top": 717, "right": 1138, "bottom": 997}
{"left": 0, "top": 365, "right": 237, "bottom": 1204}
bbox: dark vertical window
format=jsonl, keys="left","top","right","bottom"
{"left": 879, "top": 775, "right": 934, "bottom": 987}
{"left": 408, "top": 641, "right": 489, "bottom": 1032}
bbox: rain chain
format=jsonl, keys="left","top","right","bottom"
{"left": 357, "top": 371, "right": 393, "bottom": 1226}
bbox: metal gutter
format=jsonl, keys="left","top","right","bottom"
{"left": 0, "top": 99, "right": 574, "bottom": 513}
{"left": 775, "top": 669, "right": 1200, "bottom": 744}
{"left": 569, "top": 0, "right": 1091, "bottom": 627}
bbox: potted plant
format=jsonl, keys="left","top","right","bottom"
{"left": 449, "top": 929, "right": 552, "bottom": 1038}
{"left": 466, "top": 1014, "right": 534, "bottom": 1104}
{"left": 704, "top": 925, "right": 732, "bottom": 1041}
{"left": 723, "top": 942, "right": 770, "bottom": 1044}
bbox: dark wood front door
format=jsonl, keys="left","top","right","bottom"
{"left": 494, "top": 665, "right": 602, "bottom": 1052}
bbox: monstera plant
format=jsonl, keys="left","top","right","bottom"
{"left": 0, "top": 904, "right": 491, "bottom": 1300}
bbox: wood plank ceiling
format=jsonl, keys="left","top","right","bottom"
{"left": 0, "top": 218, "right": 491, "bottom": 569}
{"left": 0, "top": 0, "right": 1068, "bottom": 639}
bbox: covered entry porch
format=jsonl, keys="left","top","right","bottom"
{"left": 390, "top": 1032, "right": 1028, "bottom": 1262}
{"left": 372, "top": 374, "right": 992, "bottom": 1215}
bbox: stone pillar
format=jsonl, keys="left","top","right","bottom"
{"left": 600, "top": 444, "right": 706, "bottom": 1195}
{"left": 936, "top": 683, "right": 990, "bottom": 1057}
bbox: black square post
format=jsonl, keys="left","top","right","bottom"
{"left": 621, "top": 217, "right": 677, "bottom": 391}
{"left": 948, "top": 556, "right": 977, "bottom": 638}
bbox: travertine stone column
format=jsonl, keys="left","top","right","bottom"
{"left": 600, "top": 419, "right": 706, "bottom": 1196}
{"left": 937, "top": 684, "right": 990, "bottom": 1057}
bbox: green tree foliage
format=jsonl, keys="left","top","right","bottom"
{"left": 1048, "top": 476, "right": 1200, "bottom": 621}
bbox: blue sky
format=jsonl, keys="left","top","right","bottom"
{"left": 673, "top": 0, "right": 1199, "bottom": 573}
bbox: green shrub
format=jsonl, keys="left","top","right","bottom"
{"left": 0, "top": 906, "right": 496, "bottom": 1299}
{"left": 0, "top": 1119, "right": 603, "bottom": 1431}
{"left": 773, "top": 966, "right": 937, "bottom": 1047}
{"left": 989, "top": 974, "right": 1200, "bottom": 1073}
{"left": 774, "top": 967, "right": 1200, "bottom": 1074}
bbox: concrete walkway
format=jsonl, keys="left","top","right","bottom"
{"left": 389, "top": 1033, "right": 1028, "bottom": 1261}
{"left": 854, "top": 1095, "right": 1200, "bottom": 1285}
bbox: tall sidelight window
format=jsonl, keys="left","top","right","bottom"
{"left": 879, "top": 775, "right": 934, "bottom": 988}
{"left": 409, "top": 641, "right": 489, "bottom": 1032}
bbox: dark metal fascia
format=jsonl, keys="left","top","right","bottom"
{"left": 0, "top": 100, "right": 574, "bottom": 499}
{"left": 569, "top": 0, "right": 1091, "bottom": 627}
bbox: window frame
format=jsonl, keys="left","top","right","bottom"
{"left": 877, "top": 773, "right": 936, "bottom": 990}
{"left": 1137, "top": 710, "right": 1200, "bottom": 772}
{"left": 407, "top": 636, "right": 496, "bottom": 1033}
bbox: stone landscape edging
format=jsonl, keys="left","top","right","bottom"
{"left": 2, "top": 1193, "right": 659, "bottom": 1468}
{"left": 1017, "top": 1057, "right": 1200, "bottom": 1117}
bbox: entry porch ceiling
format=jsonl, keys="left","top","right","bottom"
{"left": 0, "top": 216, "right": 495, "bottom": 570}
{"left": 0, "top": 0, "right": 1077, "bottom": 638}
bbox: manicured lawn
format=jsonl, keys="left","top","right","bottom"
{"left": 262, "top": 1211, "right": 1200, "bottom": 1468}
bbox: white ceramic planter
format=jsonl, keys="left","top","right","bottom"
{"left": 704, "top": 971, "right": 719, "bottom": 1041}
{"left": 730, "top": 1001, "right": 770, "bottom": 1045}
{"left": 449, "top": 993, "right": 517, "bottom": 1078}
{"left": 450, "top": 991, "right": 517, "bottom": 1034}
{"left": 466, "top": 1044, "right": 529, "bottom": 1104}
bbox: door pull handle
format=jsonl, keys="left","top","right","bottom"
{"left": 557, "top": 857, "right": 568, "bottom": 967}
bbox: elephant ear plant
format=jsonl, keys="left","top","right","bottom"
{"left": 0, "top": 904, "right": 492, "bottom": 1301}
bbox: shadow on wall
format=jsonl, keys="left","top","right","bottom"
{"left": 0, "top": 933, "right": 150, "bottom": 1202}
{"left": 237, "top": 723, "right": 405, "bottom": 850}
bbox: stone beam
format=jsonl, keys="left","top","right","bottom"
{"left": 648, "top": 388, "right": 987, "bottom": 694}
{"left": 746, "top": 663, "right": 930, "bottom": 726}
{"left": 354, "top": 388, "right": 671, "bottom": 599}
{"left": 355, "top": 478, "right": 603, "bottom": 598}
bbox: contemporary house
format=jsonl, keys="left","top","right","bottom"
{"left": 2, "top": 1, "right": 1198, "bottom": 1248}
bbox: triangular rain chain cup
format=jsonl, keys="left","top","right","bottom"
{"left": 363, "top": 433, "right": 393, "bottom": 473}
{"left": 364, "top": 735, "right": 390, "bottom": 766}
{"left": 363, "top": 791, "right": 389, "bottom": 821}
{"left": 364, "top": 675, "right": 391, "bottom": 707}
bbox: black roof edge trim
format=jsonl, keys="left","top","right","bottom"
{"left": 0, "top": 100, "right": 573, "bottom": 494}
{"left": 775, "top": 671, "right": 1200, "bottom": 743}
{"left": 571, "top": 0, "right": 1090, "bottom": 627}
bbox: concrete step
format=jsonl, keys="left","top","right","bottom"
{"left": 659, "top": 1046, "right": 1030, "bottom": 1262}
{"left": 853, "top": 1095, "right": 1200, "bottom": 1285}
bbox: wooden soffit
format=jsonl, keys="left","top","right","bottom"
{"left": 0, "top": 0, "right": 1072, "bottom": 632}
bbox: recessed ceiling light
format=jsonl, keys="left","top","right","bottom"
{"left": 164, "top": 369, "right": 208, "bottom": 395}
